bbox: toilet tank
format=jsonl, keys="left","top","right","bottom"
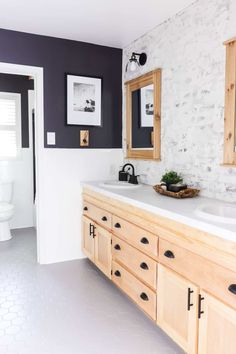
{"left": 0, "top": 180, "right": 13, "bottom": 203}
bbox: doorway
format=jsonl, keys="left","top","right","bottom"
{"left": 0, "top": 62, "right": 44, "bottom": 263}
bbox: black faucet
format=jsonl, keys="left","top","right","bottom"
{"left": 118, "top": 163, "right": 139, "bottom": 185}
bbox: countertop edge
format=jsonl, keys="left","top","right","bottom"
{"left": 82, "top": 182, "right": 236, "bottom": 243}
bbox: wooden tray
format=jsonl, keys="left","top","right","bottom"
{"left": 153, "top": 184, "right": 200, "bottom": 199}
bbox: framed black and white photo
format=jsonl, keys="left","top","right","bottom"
{"left": 140, "top": 84, "right": 154, "bottom": 127}
{"left": 66, "top": 74, "right": 102, "bottom": 126}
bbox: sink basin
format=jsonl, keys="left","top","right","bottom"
{"left": 100, "top": 181, "right": 141, "bottom": 190}
{"left": 195, "top": 203, "right": 236, "bottom": 225}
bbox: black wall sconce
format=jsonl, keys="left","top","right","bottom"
{"left": 126, "top": 52, "right": 147, "bottom": 72}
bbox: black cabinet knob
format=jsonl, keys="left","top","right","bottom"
{"left": 140, "top": 262, "right": 149, "bottom": 270}
{"left": 114, "top": 270, "right": 121, "bottom": 277}
{"left": 114, "top": 223, "right": 121, "bottom": 228}
{"left": 164, "top": 250, "right": 175, "bottom": 259}
{"left": 83, "top": 206, "right": 88, "bottom": 211}
{"left": 140, "top": 292, "right": 149, "bottom": 301}
{"left": 140, "top": 237, "right": 149, "bottom": 245}
{"left": 228, "top": 284, "right": 236, "bottom": 295}
{"left": 114, "top": 244, "right": 121, "bottom": 251}
{"left": 102, "top": 216, "right": 107, "bottom": 221}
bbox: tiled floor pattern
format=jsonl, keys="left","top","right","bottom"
{"left": 0, "top": 228, "right": 184, "bottom": 354}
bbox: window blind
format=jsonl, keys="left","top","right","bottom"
{"left": 0, "top": 92, "right": 21, "bottom": 159}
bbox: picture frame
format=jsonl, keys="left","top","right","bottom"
{"left": 140, "top": 84, "right": 154, "bottom": 127}
{"left": 66, "top": 74, "right": 102, "bottom": 126}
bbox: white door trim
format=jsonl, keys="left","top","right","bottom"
{"left": 0, "top": 62, "right": 44, "bottom": 263}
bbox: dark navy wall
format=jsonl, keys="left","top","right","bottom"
{"left": 0, "top": 28, "right": 122, "bottom": 148}
{"left": 0, "top": 73, "right": 34, "bottom": 148}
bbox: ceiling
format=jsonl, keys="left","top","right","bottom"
{"left": 0, "top": 0, "right": 194, "bottom": 48}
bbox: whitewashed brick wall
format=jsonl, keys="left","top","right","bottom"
{"left": 123, "top": 0, "right": 236, "bottom": 202}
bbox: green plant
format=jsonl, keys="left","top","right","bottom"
{"left": 161, "top": 171, "right": 183, "bottom": 185}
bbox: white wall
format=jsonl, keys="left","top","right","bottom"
{"left": 123, "top": 0, "right": 236, "bottom": 202}
{"left": 0, "top": 90, "right": 35, "bottom": 229}
{"left": 39, "top": 149, "right": 122, "bottom": 264}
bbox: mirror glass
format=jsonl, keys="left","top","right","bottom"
{"left": 131, "top": 84, "right": 154, "bottom": 149}
{"left": 126, "top": 69, "right": 161, "bottom": 160}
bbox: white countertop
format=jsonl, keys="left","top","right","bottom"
{"left": 82, "top": 181, "right": 236, "bottom": 243}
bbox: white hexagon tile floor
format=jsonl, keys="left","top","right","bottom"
{"left": 0, "top": 228, "right": 184, "bottom": 354}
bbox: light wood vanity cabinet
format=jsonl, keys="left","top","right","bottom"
{"left": 198, "top": 291, "right": 236, "bottom": 354}
{"left": 83, "top": 201, "right": 112, "bottom": 230}
{"left": 112, "top": 235, "right": 157, "bottom": 290}
{"left": 82, "top": 215, "right": 112, "bottom": 278}
{"left": 82, "top": 189, "right": 236, "bottom": 354}
{"left": 157, "top": 265, "right": 198, "bottom": 354}
{"left": 157, "top": 264, "right": 236, "bottom": 354}
{"left": 112, "top": 215, "right": 158, "bottom": 258}
{"left": 82, "top": 216, "right": 95, "bottom": 261}
{"left": 112, "top": 260, "right": 157, "bottom": 320}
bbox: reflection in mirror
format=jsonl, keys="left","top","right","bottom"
{"left": 131, "top": 84, "right": 154, "bottom": 149}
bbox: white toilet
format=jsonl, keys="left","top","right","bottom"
{"left": 0, "top": 181, "right": 14, "bottom": 241}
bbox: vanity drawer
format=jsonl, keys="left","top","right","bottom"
{"left": 112, "top": 215, "right": 158, "bottom": 258}
{"left": 112, "top": 235, "right": 157, "bottom": 290}
{"left": 112, "top": 261, "right": 156, "bottom": 320}
{"left": 83, "top": 201, "right": 112, "bottom": 229}
{"left": 159, "top": 239, "right": 236, "bottom": 310}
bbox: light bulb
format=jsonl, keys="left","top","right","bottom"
{"left": 130, "top": 61, "right": 137, "bottom": 72}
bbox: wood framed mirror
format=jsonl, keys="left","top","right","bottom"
{"left": 125, "top": 69, "right": 161, "bottom": 160}
{"left": 224, "top": 38, "right": 236, "bottom": 165}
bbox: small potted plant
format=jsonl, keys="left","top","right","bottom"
{"left": 161, "top": 171, "right": 183, "bottom": 191}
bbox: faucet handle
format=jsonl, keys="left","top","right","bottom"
{"left": 119, "top": 170, "right": 128, "bottom": 182}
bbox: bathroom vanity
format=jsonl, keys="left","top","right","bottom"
{"left": 82, "top": 182, "right": 236, "bottom": 354}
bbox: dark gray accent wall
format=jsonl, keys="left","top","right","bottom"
{"left": 0, "top": 28, "right": 122, "bottom": 148}
{"left": 0, "top": 73, "right": 34, "bottom": 148}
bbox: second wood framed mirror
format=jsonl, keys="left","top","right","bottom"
{"left": 125, "top": 69, "right": 161, "bottom": 160}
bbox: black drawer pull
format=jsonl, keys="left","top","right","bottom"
{"left": 187, "top": 288, "right": 194, "bottom": 311}
{"left": 114, "top": 223, "right": 121, "bottom": 228}
{"left": 140, "top": 237, "right": 149, "bottom": 245}
{"left": 89, "top": 223, "right": 93, "bottom": 236}
{"left": 114, "top": 270, "right": 121, "bottom": 277}
{"left": 114, "top": 244, "right": 121, "bottom": 251}
{"left": 228, "top": 284, "right": 236, "bottom": 295}
{"left": 140, "top": 292, "right": 149, "bottom": 301}
{"left": 140, "top": 262, "right": 149, "bottom": 270}
{"left": 102, "top": 216, "right": 107, "bottom": 221}
{"left": 164, "top": 250, "right": 175, "bottom": 259}
{"left": 198, "top": 294, "right": 204, "bottom": 319}
{"left": 89, "top": 223, "right": 96, "bottom": 238}
{"left": 83, "top": 206, "right": 88, "bottom": 211}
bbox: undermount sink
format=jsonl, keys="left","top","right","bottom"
{"left": 195, "top": 203, "right": 236, "bottom": 225}
{"left": 100, "top": 181, "right": 141, "bottom": 190}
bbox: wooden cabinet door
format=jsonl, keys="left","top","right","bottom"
{"left": 82, "top": 216, "right": 95, "bottom": 261}
{"left": 198, "top": 291, "right": 236, "bottom": 354}
{"left": 157, "top": 265, "right": 198, "bottom": 354}
{"left": 94, "top": 224, "right": 112, "bottom": 278}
